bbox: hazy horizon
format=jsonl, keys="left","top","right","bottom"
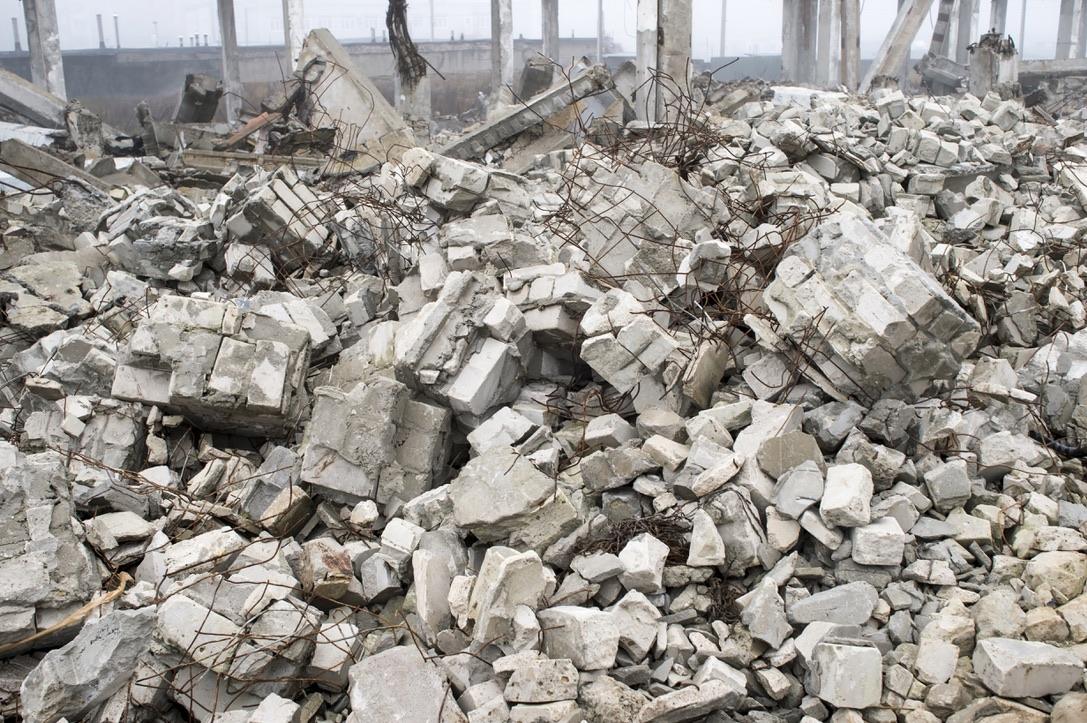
{"left": 0, "top": 1, "right": 1068, "bottom": 60}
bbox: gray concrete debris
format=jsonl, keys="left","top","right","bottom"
{"left": 19, "top": 607, "right": 156, "bottom": 723}
{"left": 347, "top": 645, "right": 464, "bottom": 722}
{"left": 974, "top": 637, "right": 1085, "bottom": 698}
{"left": 764, "top": 212, "right": 980, "bottom": 399}
{"left": 112, "top": 296, "right": 311, "bottom": 435}
{"left": 7, "top": 56, "right": 1087, "bottom": 723}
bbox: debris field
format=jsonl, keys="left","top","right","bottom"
{"left": 4, "top": 27, "right": 1087, "bottom": 723}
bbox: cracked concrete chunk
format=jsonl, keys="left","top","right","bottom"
{"left": 974, "top": 638, "right": 1084, "bottom": 698}
{"left": 20, "top": 607, "right": 156, "bottom": 723}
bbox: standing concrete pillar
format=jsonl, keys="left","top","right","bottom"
{"left": 597, "top": 0, "right": 604, "bottom": 63}
{"left": 1078, "top": 0, "right": 1087, "bottom": 57}
{"left": 217, "top": 0, "right": 243, "bottom": 123}
{"left": 800, "top": 0, "right": 819, "bottom": 83}
{"left": 11, "top": 18, "right": 21, "bottom": 53}
{"left": 635, "top": 0, "right": 659, "bottom": 121}
{"left": 989, "top": 0, "right": 1008, "bottom": 33}
{"left": 817, "top": 0, "right": 842, "bottom": 87}
{"left": 782, "top": 1, "right": 799, "bottom": 82}
{"left": 969, "top": 33, "right": 1018, "bottom": 95}
{"left": 841, "top": 0, "right": 861, "bottom": 89}
{"left": 1057, "top": 0, "right": 1081, "bottom": 59}
{"left": 96, "top": 14, "right": 106, "bottom": 49}
{"left": 21, "top": 0, "right": 65, "bottom": 100}
{"left": 490, "top": 0, "right": 514, "bottom": 102}
{"left": 542, "top": 0, "right": 560, "bottom": 61}
{"left": 898, "top": 0, "right": 912, "bottom": 82}
{"left": 783, "top": 0, "right": 818, "bottom": 84}
{"left": 395, "top": 73, "right": 431, "bottom": 137}
{"left": 719, "top": 0, "right": 727, "bottom": 57}
{"left": 955, "top": 0, "right": 979, "bottom": 64}
{"left": 658, "top": 0, "right": 692, "bottom": 90}
{"left": 860, "top": 0, "right": 936, "bottom": 93}
{"left": 929, "top": 0, "right": 956, "bottom": 56}
{"left": 1019, "top": 0, "right": 1027, "bottom": 47}
{"left": 282, "top": 0, "right": 305, "bottom": 68}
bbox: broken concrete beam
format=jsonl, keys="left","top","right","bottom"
{"left": 439, "top": 65, "right": 615, "bottom": 161}
{"left": 295, "top": 29, "right": 416, "bottom": 173}
{"left": 860, "top": 0, "right": 937, "bottom": 93}
{"left": 0, "top": 66, "right": 65, "bottom": 128}
{"left": 0, "top": 139, "right": 111, "bottom": 193}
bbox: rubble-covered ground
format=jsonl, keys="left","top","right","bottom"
{"left": 7, "top": 38, "right": 1087, "bottom": 723}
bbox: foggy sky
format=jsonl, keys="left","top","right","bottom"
{"left": 0, "top": 0, "right": 1067, "bottom": 60}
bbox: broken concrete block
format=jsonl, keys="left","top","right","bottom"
{"left": 808, "top": 641, "right": 882, "bottom": 709}
{"left": 347, "top": 645, "right": 464, "bottom": 722}
{"left": 504, "top": 658, "right": 579, "bottom": 703}
{"left": 772, "top": 460, "right": 824, "bottom": 519}
{"left": 635, "top": 679, "right": 743, "bottom": 722}
{"left": 820, "top": 463, "right": 873, "bottom": 528}
{"left": 157, "top": 595, "right": 243, "bottom": 673}
{"left": 537, "top": 607, "right": 620, "bottom": 670}
{"left": 764, "top": 213, "right": 979, "bottom": 399}
{"left": 113, "top": 296, "right": 310, "bottom": 435}
{"left": 617, "top": 533, "right": 669, "bottom": 594}
{"left": 20, "top": 607, "right": 156, "bottom": 723}
{"left": 973, "top": 638, "right": 1084, "bottom": 698}
{"left": 851, "top": 517, "right": 906, "bottom": 566}
{"left": 451, "top": 446, "right": 556, "bottom": 542}
{"left": 687, "top": 509, "right": 727, "bottom": 567}
{"left": 788, "top": 582, "right": 878, "bottom": 625}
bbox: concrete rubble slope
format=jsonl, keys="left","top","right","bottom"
{"left": 6, "top": 25, "right": 1087, "bottom": 723}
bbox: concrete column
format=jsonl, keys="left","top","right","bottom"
{"left": 113, "top": 14, "right": 120, "bottom": 49}
{"left": 899, "top": 0, "right": 912, "bottom": 82}
{"left": 955, "top": 0, "right": 979, "bottom": 64}
{"left": 597, "top": 0, "right": 604, "bottom": 63}
{"left": 1078, "top": 0, "right": 1087, "bottom": 57}
{"left": 969, "top": 33, "right": 1018, "bottom": 94}
{"left": 782, "top": 0, "right": 800, "bottom": 82}
{"left": 946, "top": 0, "right": 959, "bottom": 56}
{"left": 800, "top": 0, "right": 819, "bottom": 84}
{"left": 282, "top": 0, "right": 305, "bottom": 68}
{"left": 817, "top": 0, "right": 842, "bottom": 87}
{"left": 96, "top": 15, "right": 106, "bottom": 49}
{"left": 929, "top": 0, "right": 955, "bottom": 56}
{"left": 490, "top": 0, "right": 514, "bottom": 102}
{"left": 1019, "top": 0, "right": 1027, "bottom": 47}
{"left": 719, "top": 0, "right": 727, "bottom": 57}
{"left": 395, "top": 72, "right": 431, "bottom": 138}
{"left": 542, "top": 0, "right": 560, "bottom": 61}
{"left": 990, "top": 0, "right": 1008, "bottom": 33}
{"left": 11, "top": 18, "right": 20, "bottom": 53}
{"left": 657, "top": 0, "right": 692, "bottom": 119}
{"left": 21, "top": 0, "right": 65, "bottom": 100}
{"left": 217, "top": 0, "right": 243, "bottom": 123}
{"left": 860, "top": 0, "right": 936, "bottom": 93}
{"left": 1058, "top": 0, "right": 1081, "bottom": 59}
{"left": 635, "top": 0, "right": 659, "bottom": 121}
{"left": 784, "top": 0, "right": 818, "bottom": 84}
{"left": 841, "top": 0, "right": 861, "bottom": 89}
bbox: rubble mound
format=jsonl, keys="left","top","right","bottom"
{"left": 4, "top": 69, "right": 1087, "bottom": 723}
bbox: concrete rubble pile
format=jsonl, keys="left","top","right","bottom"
{"left": 7, "top": 57, "right": 1087, "bottom": 723}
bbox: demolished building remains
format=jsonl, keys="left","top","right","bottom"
{"left": 5, "top": 3, "right": 1087, "bottom": 723}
